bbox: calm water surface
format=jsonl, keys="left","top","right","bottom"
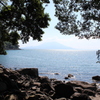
{"left": 0, "top": 49, "right": 100, "bottom": 83}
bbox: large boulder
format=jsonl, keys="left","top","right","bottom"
{"left": 18, "top": 68, "right": 38, "bottom": 78}
{"left": 53, "top": 83, "right": 74, "bottom": 98}
{"left": 0, "top": 74, "right": 18, "bottom": 90}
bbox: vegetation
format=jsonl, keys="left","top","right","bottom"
{"left": 53, "top": 0, "right": 100, "bottom": 60}
{"left": 0, "top": 0, "right": 100, "bottom": 59}
{"left": 0, "top": 0, "right": 50, "bottom": 54}
{"left": 53, "top": 0, "right": 100, "bottom": 39}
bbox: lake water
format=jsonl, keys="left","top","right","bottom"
{"left": 0, "top": 49, "right": 100, "bottom": 83}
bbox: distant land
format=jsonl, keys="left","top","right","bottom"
{"left": 23, "top": 42, "right": 74, "bottom": 50}
{"left": 4, "top": 42, "right": 20, "bottom": 50}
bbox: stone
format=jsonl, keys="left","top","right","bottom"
{"left": 40, "top": 83, "right": 54, "bottom": 93}
{"left": 0, "top": 66, "right": 100, "bottom": 100}
{"left": 0, "top": 82, "right": 7, "bottom": 92}
{"left": 92, "top": 75, "right": 100, "bottom": 81}
{"left": 74, "top": 87, "right": 83, "bottom": 93}
{"left": 27, "top": 94, "right": 51, "bottom": 100}
{"left": 39, "top": 76, "right": 50, "bottom": 83}
{"left": 55, "top": 97, "right": 67, "bottom": 100}
{"left": 71, "top": 93, "right": 92, "bottom": 100}
{"left": 53, "top": 83, "right": 74, "bottom": 98}
{"left": 33, "top": 82, "right": 41, "bottom": 87}
{"left": 8, "top": 94, "right": 18, "bottom": 100}
{"left": 68, "top": 74, "right": 74, "bottom": 78}
{"left": 64, "top": 74, "right": 74, "bottom": 80}
{"left": 66, "top": 81, "right": 97, "bottom": 91}
{"left": 18, "top": 68, "right": 38, "bottom": 78}
{"left": 64, "top": 77, "right": 69, "bottom": 79}
{"left": 54, "top": 73, "right": 59, "bottom": 75}
{"left": 83, "top": 89, "right": 95, "bottom": 96}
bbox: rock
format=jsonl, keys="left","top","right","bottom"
{"left": 53, "top": 80, "right": 63, "bottom": 85}
{"left": 74, "top": 87, "right": 83, "bottom": 93}
{"left": 54, "top": 73, "right": 59, "bottom": 75}
{"left": 92, "top": 75, "right": 100, "bottom": 81}
{"left": 53, "top": 83, "right": 74, "bottom": 98}
{"left": 5, "top": 94, "right": 18, "bottom": 100}
{"left": 27, "top": 94, "right": 52, "bottom": 100}
{"left": 31, "top": 86, "right": 37, "bottom": 91}
{"left": 68, "top": 74, "right": 74, "bottom": 78}
{"left": 0, "top": 82, "right": 7, "bottom": 92}
{"left": 96, "top": 88, "right": 100, "bottom": 95}
{"left": 64, "top": 77, "right": 69, "bottom": 79}
{"left": 71, "top": 93, "right": 92, "bottom": 100}
{"left": 83, "top": 89, "right": 96, "bottom": 96}
{"left": 0, "top": 68, "right": 4, "bottom": 74}
{"left": 4, "top": 90, "right": 26, "bottom": 100}
{"left": 5, "top": 94, "right": 25, "bottom": 100}
{"left": 38, "top": 76, "right": 50, "bottom": 83}
{"left": 0, "top": 66, "right": 100, "bottom": 100}
{"left": 0, "top": 74, "right": 18, "bottom": 90}
{"left": 64, "top": 74, "right": 74, "bottom": 79}
{"left": 55, "top": 97, "right": 67, "bottom": 100}
{"left": 66, "top": 81, "right": 97, "bottom": 91}
{"left": 33, "top": 82, "right": 41, "bottom": 87}
{"left": 18, "top": 68, "right": 38, "bottom": 78}
{"left": 40, "top": 83, "right": 54, "bottom": 93}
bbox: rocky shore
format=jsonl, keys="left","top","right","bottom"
{"left": 0, "top": 65, "right": 100, "bottom": 100}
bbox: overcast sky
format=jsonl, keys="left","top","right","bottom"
{"left": 19, "top": 0, "right": 100, "bottom": 50}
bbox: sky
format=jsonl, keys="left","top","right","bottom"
{"left": 19, "top": 0, "right": 100, "bottom": 50}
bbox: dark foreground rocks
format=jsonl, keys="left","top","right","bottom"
{"left": 0, "top": 65, "right": 100, "bottom": 100}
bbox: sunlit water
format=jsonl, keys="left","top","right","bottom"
{"left": 0, "top": 49, "right": 100, "bottom": 83}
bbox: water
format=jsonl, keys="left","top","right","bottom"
{"left": 0, "top": 49, "right": 100, "bottom": 83}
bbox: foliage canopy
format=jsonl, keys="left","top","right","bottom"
{"left": 0, "top": 0, "right": 50, "bottom": 54}
{"left": 0, "top": 0, "right": 100, "bottom": 57}
{"left": 53, "top": 0, "right": 100, "bottom": 39}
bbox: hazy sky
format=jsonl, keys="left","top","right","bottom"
{"left": 19, "top": 0, "right": 100, "bottom": 50}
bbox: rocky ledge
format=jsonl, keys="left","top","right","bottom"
{"left": 0, "top": 65, "right": 100, "bottom": 100}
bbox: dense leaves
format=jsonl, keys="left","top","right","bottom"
{"left": 53, "top": 0, "right": 100, "bottom": 39}
{"left": 53, "top": 0, "right": 100, "bottom": 61}
{"left": 0, "top": 0, "right": 50, "bottom": 54}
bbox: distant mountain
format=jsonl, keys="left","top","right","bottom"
{"left": 26, "top": 42, "right": 74, "bottom": 50}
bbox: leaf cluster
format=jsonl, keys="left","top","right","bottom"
{"left": 53, "top": 0, "right": 100, "bottom": 39}
{"left": 0, "top": 0, "right": 50, "bottom": 54}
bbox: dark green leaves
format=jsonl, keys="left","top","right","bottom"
{"left": 0, "top": 0, "right": 50, "bottom": 54}
{"left": 53, "top": 0, "right": 100, "bottom": 39}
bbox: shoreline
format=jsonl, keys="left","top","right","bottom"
{"left": 0, "top": 65, "right": 100, "bottom": 100}
{"left": 6, "top": 48, "right": 21, "bottom": 50}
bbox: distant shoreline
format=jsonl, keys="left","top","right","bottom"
{"left": 6, "top": 48, "right": 21, "bottom": 50}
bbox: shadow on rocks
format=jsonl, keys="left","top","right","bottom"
{"left": 53, "top": 83, "right": 75, "bottom": 99}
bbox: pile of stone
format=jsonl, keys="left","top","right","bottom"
{"left": 0, "top": 64, "right": 100, "bottom": 100}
